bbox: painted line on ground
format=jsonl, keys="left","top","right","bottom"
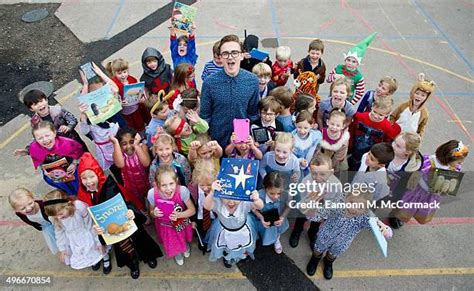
{"left": 412, "top": 0, "right": 473, "bottom": 72}
{"left": 268, "top": 0, "right": 281, "bottom": 46}
{"left": 140, "top": 34, "right": 444, "bottom": 40}
{"left": 104, "top": 0, "right": 126, "bottom": 39}
{"left": 2, "top": 267, "right": 474, "bottom": 280}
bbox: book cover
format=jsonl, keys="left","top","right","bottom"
{"left": 171, "top": 1, "right": 197, "bottom": 33}
{"left": 215, "top": 158, "right": 259, "bottom": 202}
{"left": 80, "top": 62, "right": 97, "bottom": 81}
{"left": 122, "top": 82, "right": 145, "bottom": 106}
{"left": 250, "top": 48, "right": 269, "bottom": 61}
{"left": 428, "top": 168, "right": 464, "bottom": 196}
{"left": 78, "top": 84, "right": 122, "bottom": 124}
{"left": 88, "top": 193, "right": 137, "bottom": 245}
{"left": 369, "top": 217, "right": 388, "bottom": 258}
{"left": 41, "top": 157, "right": 75, "bottom": 183}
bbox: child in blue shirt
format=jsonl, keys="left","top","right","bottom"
{"left": 201, "top": 41, "right": 223, "bottom": 81}
{"left": 169, "top": 24, "right": 198, "bottom": 69}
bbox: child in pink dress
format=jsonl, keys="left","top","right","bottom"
{"left": 147, "top": 165, "right": 196, "bottom": 266}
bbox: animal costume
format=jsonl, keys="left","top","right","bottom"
{"left": 291, "top": 71, "right": 320, "bottom": 113}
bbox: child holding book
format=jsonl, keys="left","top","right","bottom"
{"left": 252, "top": 172, "right": 290, "bottom": 254}
{"left": 204, "top": 180, "right": 264, "bottom": 268}
{"left": 225, "top": 133, "right": 263, "bottom": 160}
{"left": 306, "top": 189, "right": 392, "bottom": 278}
{"left": 9, "top": 188, "right": 58, "bottom": 254}
{"left": 106, "top": 58, "right": 151, "bottom": 133}
{"left": 77, "top": 152, "right": 162, "bottom": 278}
{"left": 148, "top": 165, "right": 196, "bottom": 266}
{"left": 251, "top": 96, "right": 284, "bottom": 154}
{"left": 29, "top": 121, "right": 84, "bottom": 196}
{"left": 43, "top": 190, "right": 105, "bottom": 270}
{"left": 169, "top": 24, "right": 198, "bottom": 69}
{"left": 326, "top": 33, "right": 377, "bottom": 105}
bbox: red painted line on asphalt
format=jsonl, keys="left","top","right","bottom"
{"left": 320, "top": 17, "right": 337, "bottom": 30}
{"left": 340, "top": 0, "right": 473, "bottom": 142}
{"left": 405, "top": 217, "right": 474, "bottom": 225}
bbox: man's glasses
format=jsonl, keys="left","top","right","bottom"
{"left": 220, "top": 50, "right": 241, "bottom": 59}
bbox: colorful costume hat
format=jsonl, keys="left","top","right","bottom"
{"left": 344, "top": 32, "right": 377, "bottom": 64}
{"left": 410, "top": 73, "right": 436, "bottom": 97}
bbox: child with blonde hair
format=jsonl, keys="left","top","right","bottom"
{"left": 252, "top": 62, "right": 276, "bottom": 99}
{"left": 292, "top": 110, "right": 322, "bottom": 177}
{"left": 271, "top": 46, "right": 294, "bottom": 87}
{"left": 358, "top": 76, "right": 397, "bottom": 113}
{"left": 317, "top": 77, "right": 356, "bottom": 129}
{"left": 164, "top": 114, "right": 209, "bottom": 156}
{"left": 9, "top": 188, "right": 58, "bottom": 254}
{"left": 43, "top": 190, "right": 104, "bottom": 270}
{"left": 188, "top": 133, "right": 223, "bottom": 167}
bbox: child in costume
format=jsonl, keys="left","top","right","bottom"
{"left": 164, "top": 113, "right": 209, "bottom": 156}
{"left": 348, "top": 97, "right": 401, "bottom": 171}
{"left": 317, "top": 77, "right": 356, "bottom": 129}
{"left": 43, "top": 190, "right": 105, "bottom": 270}
{"left": 390, "top": 73, "right": 435, "bottom": 137}
{"left": 77, "top": 152, "right": 162, "bottom": 278}
{"left": 259, "top": 133, "right": 301, "bottom": 190}
{"left": 294, "top": 39, "right": 326, "bottom": 95}
{"left": 29, "top": 121, "right": 84, "bottom": 196}
{"left": 15, "top": 89, "right": 87, "bottom": 156}
{"left": 106, "top": 58, "right": 151, "bottom": 133}
{"left": 326, "top": 33, "right": 377, "bottom": 105}
{"left": 9, "top": 188, "right": 58, "bottom": 254}
{"left": 317, "top": 109, "right": 350, "bottom": 174}
{"left": 358, "top": 76, "right": 397, "bottom": 113}
{"left": 386, "top": 132, "right": 423, "bottom": 229}
{"left": 145, "top": 90, "right": 176, "bottom": 148}
{"left": 188, "top": 160, "right": 218, "bottom": 252}
{"left": 111, "top": 127, "right": 151, "bottom": 214}
{"left": 204, "top": 179, "right": 264, "bottom": 268}
{"left": 148, "top": 165, "right": 195, "bottom": 266}
{"left": 188, "top": 133, "right": 223, "bottom": 167}
{"left": 292, "top": 110, "right": 322, "bottom": 177}
{"left": 201, "top": 40, "right": 223, "bottom": 81}
{"left": 252, "top": 172, "right": 290, "bottom": 254}
{"left": 149, "top": 133, "right": 192, "bottom": 187}
{"left": 392, "top": 140, "right": 468, "bottom": 225}
{"left": 306, "top": 190, "right": 392, "bottom": 279}
{"left": 140, "top": 47, "right": 173, "bottom": 96}
{"left": 169, "top": 24, "right": 198, "bottom": 69}
{"left": 271, "top": 46, "right": 294, "bottom": 87}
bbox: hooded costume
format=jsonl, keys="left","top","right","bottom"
{"left": 140, "top": 47, "right": 173, "bottom": 95}
{"left": 76, "top": 153, "right": 162, "bottom": 268}
{"left": 389, "top": 73, "right": 435, "bottom": 137}
{"left": 240, "top": 34, "right": 272, "bottom": 72}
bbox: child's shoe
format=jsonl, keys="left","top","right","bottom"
{"left": 103, "top": 257, "right": 112, "bottom": 275}
{"left": 174, "top": 254, "right": 184, "bottom": 266}
{"left": 289, "top": 230, "right": 301, "bottom": 248}
{"left": 223, "top": 258, "right": 232, "bottom": 269}
{"left": 323, "top": 255, "right": 335, "bottom": 280}
{"left": 147, "top": 258, "right": 157, "bottom": 269}
{"left": 91, "top": 261, "right": 101, "bottom": 271}
{"left": 130, "top": 263, "right": 140, "bottom": 279}
{"left": 184, "top": 245, "right": 191, "bottom": 258}
{"left": 274, "top": 239, "right": 283, "bottom": 254}
{"left": 306, "top": 254, "right": 322, "bottom": 276}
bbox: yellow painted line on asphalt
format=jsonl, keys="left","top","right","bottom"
{"left": 3, "top": 267, "right": 474, "bottom": 281}
{"left": 310, "top": 267, "right": 474, "bottom": 279}
{"left": 0, "top": 87, "right": 80, "bottom": 150}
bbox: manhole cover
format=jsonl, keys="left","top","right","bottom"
{"left": 18, "top": 81, "right": 54, "bottom": 103}
{"left": 21, "top": 8, "right": 49, "bottom": 23}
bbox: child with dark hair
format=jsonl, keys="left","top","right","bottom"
{"left": 201, "top": 40, "right": 223, "bottom": 81}
{"left": 272, "top": 87, "right": 295, "bottom": 132}
{"left": 352, "top": 142, "right": 394, "bottom": 201}
{"left": 251, "top": 96, "right": 284, "bottom": 154}
{"left": 140, "top": 47, "right": 173, "bottom": 96}
{"left": 240, "top": 34, "right": 272, "bottom": 72}
{"left": 294, "top": 39, "right": 326, "bottom": 95}
{"left": 169, "top": 63, "right": 196, "bottom": 109}
{"left": 169, "top": 24, "right": 198, "bottom": 69}
{"left": 15, "top": 89, "right": 87, "bottom": 156}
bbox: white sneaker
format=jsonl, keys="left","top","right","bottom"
{"left": 174, "top": 254, "right": 184, "bottom": 266}
{"left": 274, "top": 239, "right": 283, "bottom": 254}
{"left": 184, "top": 245, "right": 191, "bottom": 258}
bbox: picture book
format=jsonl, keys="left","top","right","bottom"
{"left": 88, "top": 193, "right": 137, "bottom": 245}
{"left": 369, "top": 217, "right": 388, "bottom": 258}
{"left": 122, "top": 82, "right": 145, "bottom": 106}
{"left": 428, "top": 168, "right": 464, "bottom": 196}
{"left": 80, "top": 62, "right": 97, "bottom": 81}
{"left": 78, "top": 83, "right": 122, "bottom": 124}
{"left": 42, "top": 157, "right": 75, "bottom": 183}
{"left": 215, "top": 158, "right": 259, "bottom": 202}
{"left": 171, "top": 1, "right": 197, "bottom": 33}
{"left": 250, "top": 48, "right": 269, "bottom": 61}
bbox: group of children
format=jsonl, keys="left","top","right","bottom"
{"left": 8, "top": 24, "right": 470, "bottom": 282}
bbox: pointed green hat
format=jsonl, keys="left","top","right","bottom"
{"left": 344, "top": 32, "right": 377, "bottom": 64}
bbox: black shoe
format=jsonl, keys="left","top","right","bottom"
{"left": 103, "top": 258, "right": 112, "bottom": 275}
{"left": 130, "top": 264, "right": 140, "bottom": 279}
{"left": 289, "top": 231, "right": 301, "bottom": 248}
{"left": 91, "top": 261, "right": 101, "bottom": 271}
{"left": 147, "top": 259, "right": 157, "bottom": 269}
{"left": 389, "top": 217, "right": 404, "bottom": 229}
{"left": 309, "top": 239, "right": 316, "bottom": 251}
{"left": 223, "top": 259, "right": 232, "bottom": 269}
{"left": 323, "top": 256, "right": 334, "bottom": 280}
{"left": 306, "top": 254, "right": 321, "bottom": 276}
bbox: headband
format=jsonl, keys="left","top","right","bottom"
{"left": 150, "top": 89, "right": 175, "bottom": 115}
{"left": 453, "top": 141, "right": 469, "bottom": 157}
{"left": 174, "top": 119, "right": 186, "bottom": 152}
{"left": 43, "top": 198, "right": 69, "bottom": 206}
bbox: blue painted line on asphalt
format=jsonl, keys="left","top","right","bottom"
{"left": 268, "top": 0, "right": 280, "bottom": 46}
{"left": 105, "top": 0, "right": 126, "bottom": 39}
{"left": 412, "top": 0, "right": 473, "bottom": 72}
